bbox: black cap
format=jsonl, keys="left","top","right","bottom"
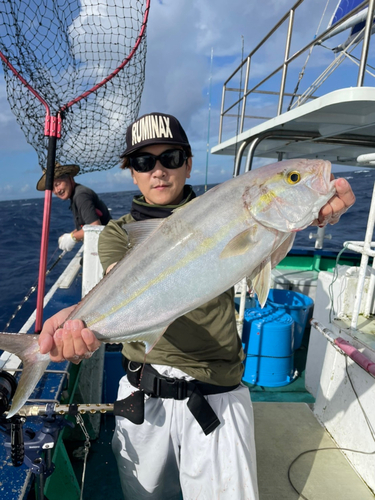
{"left": 120, "top": 112, "right": 190, "bottom": 158}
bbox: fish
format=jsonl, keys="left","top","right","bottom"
{"left": 0, "top": 158, "right": 336, "bottom": 417}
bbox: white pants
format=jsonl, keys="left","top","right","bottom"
{"left": 112, "top": 366, "right": 259, "bottom": 500}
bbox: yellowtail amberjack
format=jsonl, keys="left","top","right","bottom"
{"left": 0, "top": 158, "right": 336, "bottom": 417}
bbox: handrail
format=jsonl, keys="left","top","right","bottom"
{"left": 218, "top": 0, "right": 372, "bottom": 143}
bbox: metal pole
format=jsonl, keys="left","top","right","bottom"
{"left": 364, "top": 254, "right": 375, "bottom": 317}
{"left": 244, "top": 137, "right": 262, "bottom": 173}
{"left": 278, "top": 8, "right": 295, "bottom": 115}
{"left": 240, "top": 56, "right": 251, "bottom": 133}
{"left": 351, "top": 182, "right": 375, "bottom": 328}
{"left": 357, "top": 0, "right": 375, "bottom": 86}
{"left": 205, "top": 48, "right": 214, "bottom": 192}
{"left": 218, "top": 84, "right": 226, "bottom": 144}
{"left": 233, "top": 140, "right": 249, "bottom": 177}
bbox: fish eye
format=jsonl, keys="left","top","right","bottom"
{"left": 286, "top": 171, "right": 301, "bottom": 184}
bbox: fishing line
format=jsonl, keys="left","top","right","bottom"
{"left": 287, "top": 352, "right": 375, "bottom": 499}
{"left": 343, "top": 52, "right": 375, "bottom": 72}
{"left": 75, "top": 413, "right": 91, "bottom": 500}
{"left": 3, "top": 248, "right": 67, "bottom": 331}
{"left": 328, "top": 242, "right": 350, "bottom": 323}
{"left": 233, "top": 35, "right": 245, "bottom": 175}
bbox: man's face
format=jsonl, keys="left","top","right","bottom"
{"left": 131, "top": 144, "right": 192, "bottom": 205}
{"left": 53, "top": 176, "right": 74, "bottom": 200}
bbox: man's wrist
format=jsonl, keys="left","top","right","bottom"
{"left": 71, "top": 232, "right": 78, "bottom": 242}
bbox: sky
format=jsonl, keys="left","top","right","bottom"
{"left": 0, "top": 0, "right": 374, "bottom": 201}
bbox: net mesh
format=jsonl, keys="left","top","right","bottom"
{"left": 0, "top": 0, "right": 149, "bottom": 173}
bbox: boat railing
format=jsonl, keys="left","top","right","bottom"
{"left": 82, "top": 225, "right": 105, "bottom": 296}
{"left": 217, "top": 0, "right": 375, "bottom": 145}
{"left": 344, "top": 156, "right": 375, "bottom": 328}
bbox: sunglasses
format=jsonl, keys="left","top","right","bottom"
{"left": 129, "top": 149, "right": 188, "bottom": 173}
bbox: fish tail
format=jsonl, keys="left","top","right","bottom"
{"left": 0, "top": 332, "right": 50, "bottom": 418}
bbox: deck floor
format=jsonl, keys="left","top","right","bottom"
{"left": 254, "top": 402, "right": 375, "bottom": 500}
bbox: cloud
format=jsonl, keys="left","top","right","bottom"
{"left": 0, "top": 184, "right": 12, "bottom": 193}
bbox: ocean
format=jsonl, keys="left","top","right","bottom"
{"left": 0, "top": 171, "right": 373, "bottom": 332}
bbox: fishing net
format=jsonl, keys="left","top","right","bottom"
{"left": 0, "top": 0, "right": 149, "bottom": 173}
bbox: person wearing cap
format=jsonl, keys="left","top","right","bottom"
{"left": 38, "top": 112, "right": 356, "bottom": 500}
{"left": 36, "top": 162, "right": 111, "bottom": 252}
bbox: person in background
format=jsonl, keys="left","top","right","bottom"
{"left": 36, "top": 162, "right": 111, "bottom": 251}
{"left": 39, "top": 112, "right": 356, "bottom": 500}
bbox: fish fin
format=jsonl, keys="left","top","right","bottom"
{"left": 248, "top": 257, "right": 272, "bottom": 308}
{"left": 220, "top": 227, "right": 257, "bottom": 259}
{"left": 270, "top": 233, "right": 296, "bottom": 268}
{"left": 246, "top": 234, "right": 295, "bottom": 307}
{"left": 115, "top": 326, "right": 170, "bottom": 355}
{"left": 0, "top": 333, "right": 50, "bottom": 418}
{"left": 143, "top": 326, "right": 169, "bottom": 354}
{"left": 122, "top": 219, "right": 165, "bottom": 248}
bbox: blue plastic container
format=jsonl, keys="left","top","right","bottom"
{"left": 266, "top": 289, "right": 313, "bottom": 350}
{"left": 242, "top": 305, "right": 295, "bottom": 387}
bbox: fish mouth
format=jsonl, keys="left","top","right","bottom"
{"left": 311, "top": 160, "right": 335, "bottom": 196}
{"left": 307, "top": 160, "right": 336, "bottom": 222}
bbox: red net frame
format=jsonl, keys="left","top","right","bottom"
{"left": 0, "top": 0, "right": 151, "bottom": 330}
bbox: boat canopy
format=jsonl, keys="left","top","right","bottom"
{"left": 211, "top": 86, "right": 375, "bottom": 167}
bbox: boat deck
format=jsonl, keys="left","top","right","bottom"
{"left": 255, "top": 402, "right": 374, "bottom": 500}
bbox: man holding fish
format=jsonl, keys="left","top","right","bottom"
{"left": 37, "top": 112, "right": 355, "bottom": 500}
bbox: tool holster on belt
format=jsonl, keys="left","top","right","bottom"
{"left": 113, "top": 358, "right": 239, "bottom": 436}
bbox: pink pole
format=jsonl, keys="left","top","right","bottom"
{"left": 35, "top": 190, "right": 53, "bottom": 332}
{"left": 335, "top": 337, "right": 375, "bottom": 376}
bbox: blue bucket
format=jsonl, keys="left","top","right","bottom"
{"left": 242, "top": 305, "right": 295, "bottom": 387}
{"left": 266, "top": 289, "right": 313, "bottom": 350}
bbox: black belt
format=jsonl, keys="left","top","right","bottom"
{"left": 113, "top": 359, "right": 239, "bottom": 436}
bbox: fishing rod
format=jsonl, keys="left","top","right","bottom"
{"left": 5, "top": 402, "right": 122, "bottom": 418}
{"left": 3, "top": 250, "right": 67, "bottom": 332}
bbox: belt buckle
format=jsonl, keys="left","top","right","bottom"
{"left": 153, "top": 376, "right": 188, "bottom": 400}
{"left": 169, "top": 378, "right": 188, "bottom": 400}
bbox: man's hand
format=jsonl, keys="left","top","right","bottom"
{"left": 313, "top": 177, "right": 355, "bottom": 227}
{"left": 39, "top": 306, "right": 101, "bottom": 364}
